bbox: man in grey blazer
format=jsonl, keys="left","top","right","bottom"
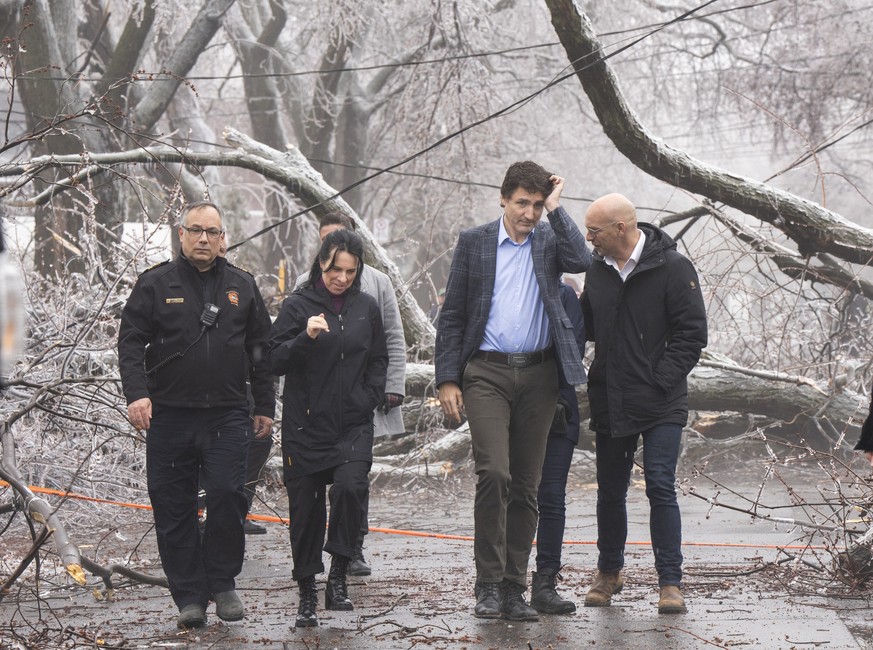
{"left": 294, "top": 212, "right": 407, "bottom": 576}
{"left": 435, "top": 161, "right": 591, "bottom": 621}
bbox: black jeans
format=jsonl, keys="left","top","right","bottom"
{"left": 285, "top": 461, "right": 370, "bottom": 581}
{"left": 146, "top": 405, "right": 250, "bottom": 609}
{"left": 535, "top": 435, "right": 576, "bottom": 572}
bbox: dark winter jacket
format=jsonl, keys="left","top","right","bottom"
{"left": 269, "top": 283, "right": 389, "bottom": 479}
{"left": 855, "top": 391, "right": 873, "bottom": 451}
{"left": 118, "top": 254, "right": 275, "bottom": 417}
{"left": 581, "top": 223, "right": 707, "bottom": 437}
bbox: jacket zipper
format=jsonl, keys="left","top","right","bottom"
{"left": 338, "top": 312, "right": 345, "bottom": 449}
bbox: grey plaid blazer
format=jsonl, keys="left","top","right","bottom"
{"left": 435, "top": 206, "right": 592, "bottom": 387}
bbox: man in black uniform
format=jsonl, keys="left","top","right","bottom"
{"left": 118, "top": 201, "right": 275, "bottom": 629}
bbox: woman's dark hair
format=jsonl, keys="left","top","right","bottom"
{"left": 304, "top": 228, "right": 365, "bottom": 290}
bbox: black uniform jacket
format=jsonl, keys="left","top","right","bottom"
{"left": 118, "top": 254, "right": 275, "bottom": 418}
{"left": 269, "top": 282, "right": 388, "bottom": 479}
{"left": 581, "top": 223, "right": 707, "bottom": 437}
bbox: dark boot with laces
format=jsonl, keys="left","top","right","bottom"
{"left": 325, "top": 555, "right": 353, "bottom": 611}
{"left": 295, "top": 576, "right": 318, "bottom": 627}
{"left": 500, "top": 579, "right": 539, "bottom": 622}
{"left": 473, "top": 581, "right": 502, "bottom": 619}
{"left": 348, "top": 544, "right": 371, "bottom": 576}
{"left": 531, "top": 569, "right": 577, "bottom": 614}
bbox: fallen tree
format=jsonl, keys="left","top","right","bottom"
{"left": 396, "top": 357, "right": 867, "bottom": 448}
{"left": 544, "top": 0, "right": 873, "bottom": 270}
{"left": 4, "top": 128, "right": 436, "bottom": 355}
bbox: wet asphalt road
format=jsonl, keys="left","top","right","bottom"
{"left": 4, "top": 446, "right": 873, "bottom": 649}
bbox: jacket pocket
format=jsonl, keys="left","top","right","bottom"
{"left": 347, "top": 384, "right": 374, "bottom": 420}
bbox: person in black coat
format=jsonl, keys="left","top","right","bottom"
{"left": 580, "top": 193, "right": 707, "bottom": 615}
{"left": 269, "top": 229, "right": 388, "bottom": 628}
{"left": 118, "top": 201, "right": 275, "bottom": 629}
{"left": 530, "top": 279, "right": 587, "bottom": 615}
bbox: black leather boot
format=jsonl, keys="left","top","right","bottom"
{"left": 500, "top": 579, "right": 538, "bottom": 621}
{"left": 296, "top": 576, "right": 318, "bottom": 627}
{"left": 531, "top": 569, "right": 577, "bottom": 614}
{"left": 325, "top": 555, "right": 354, "bottom": 611}
{"left": 348, "top": 544, "right": 372, "bottom": 576}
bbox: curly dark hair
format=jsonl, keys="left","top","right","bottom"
{"left": 499, "top": 161, "right": 553, "bottom": 200}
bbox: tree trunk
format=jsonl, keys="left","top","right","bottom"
{"left": 132, "top": 0, "right": 237, "bottom": 132}
{"left": 399, "top": 361, "right": 867, "bottom": 444}
{"left": 543, "top": 0, "right": 873, "bottom": 267}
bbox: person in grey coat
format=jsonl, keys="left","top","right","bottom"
{"left": 294, "top": 212, "right": 407, "bottom": 576}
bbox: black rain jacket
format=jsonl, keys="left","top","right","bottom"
{"left": 269, "top": 282, "right": 388, "bottom": 479}
{"left": 581, "top": 224, "right": 707, "bottom": 437}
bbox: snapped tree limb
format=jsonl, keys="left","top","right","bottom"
{"left": 543, "top": 0, "right": 873, "bottom": 266}
{"left": 0, "top": 131, "right": 437, "bottom": 353}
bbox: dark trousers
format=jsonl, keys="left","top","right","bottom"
{"left": 146, "top": 406, "right": 250, "bottom": 610}
{"left": 463, "top": 356, "right": 558, "bottom": 586}
{"left": 328, "top": 473, "right": 369, "bottom": 551}
{"left": 535, "top": 435, "right": 576, "bottom": 572}
{"left": 285, "top": 461, "right": 369, "bottom": 581}
{"left": 595, "top": 423, "right": 684, "bottom": 586}
{"left": 244, "top": 433, "right": 274, "bottom": 511}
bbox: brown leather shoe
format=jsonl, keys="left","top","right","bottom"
{"left": 658, "top": 585, "right": 687, "bottom": 614}
{"left": 584, "top": 571, "right": 624, "bottom": 607}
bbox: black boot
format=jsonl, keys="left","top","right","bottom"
{"left": 531, "top": 569, "right": 577, "bottom": 615}
{"left": 348, "top": 544, "right": 372, "bottom": 577}
{"left": 296, "top": 576, "right": 318, "bottom": 627}
{"left": 325, "top": 555, "right": 353, "bottom": 611}
{"left": 500, "top": 579, "right": 538, "bottom": 621}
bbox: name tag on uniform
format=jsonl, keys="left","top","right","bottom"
{"left": 166, "top": 298, "right": 184, "bottom": 304}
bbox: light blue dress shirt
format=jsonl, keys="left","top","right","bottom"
{"left": 480, "top": 217, "right": 551, "bottom": 353}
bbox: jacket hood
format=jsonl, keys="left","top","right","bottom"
{"left": 638, "top": 222, "right": 676, "bottom": 253}
{"left": 590, "top": 222, "right": 676, "bottom": 265}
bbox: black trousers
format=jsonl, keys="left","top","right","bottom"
{"left": 285, "top": 461, "right": 370, "bottom": 581}
{"left": 146, "top": 405, "right": 250, "bottom": 610}
{"left": 244, "top": 433, "right": 274, "bottom": 511}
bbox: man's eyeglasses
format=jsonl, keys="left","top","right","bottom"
{"left": 181, "top": 226, "right": 224, "bottom": 240}
{"left": 586, "top": 221, "right": 621, "bottom": 236}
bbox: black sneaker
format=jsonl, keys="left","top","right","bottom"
{"left": 473, "top": 581, "right": 502, "bottom": 619}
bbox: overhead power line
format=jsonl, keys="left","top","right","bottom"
{"left": 230, "top": 0, "right": 724, "bottom": 250}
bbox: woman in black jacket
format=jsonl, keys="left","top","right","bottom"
{"left": 269, "top": 229, "right": 388, "bottom": 627}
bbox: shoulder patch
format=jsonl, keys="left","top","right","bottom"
{"left": 141, "top": 259, "right": 171, "bottom": 274}
{"left": 227, "top": 261, "right": 253, "bottom": 276}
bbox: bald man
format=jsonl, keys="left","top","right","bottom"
{"left": 580, "top": 194, "right": 707, "bottom": 614}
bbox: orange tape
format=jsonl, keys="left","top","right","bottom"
{"left": 0, "top": 480, "right": 826, "bottom": 550}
